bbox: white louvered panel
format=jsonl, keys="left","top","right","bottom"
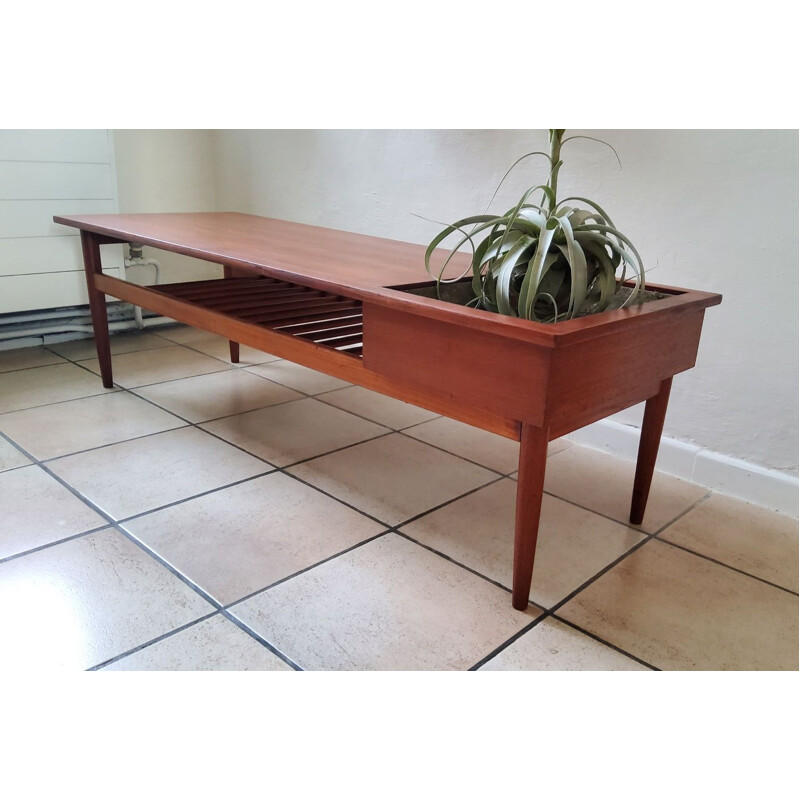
{"left": 0, "top": 129, "right": 121, "bottom": 313}
{"left": 0, "top": 199, "right": 118, "bottom": 239}
{"left": 0, "top": 162, "right": 114, "bottom": 200}
{"left": 0, "top": 236, "right": 122, "bottom": 278}
{"left": 0, "top": 269, "right": 121, "bottom": 313}
{"left": 0, "top": 130, "right": 113, "bottom": 163}
{"left": 0, "top": 236, "right": 83, "bottom": 276}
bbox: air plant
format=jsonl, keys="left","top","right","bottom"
{"left": 424, "top": 129, "right": 645, "bottom": 323}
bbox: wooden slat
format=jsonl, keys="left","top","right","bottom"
{"left": 277, "top": 315, "right": 363, "bottom": 335}
{"left": 272, "top": 309, "right": 365, "bottom": 329}
{"left": 160, "top": 281, "right": 288, "bottom": 299}
{"left": 162, "top": 286, "right": 310, "bottom": 307}
{"left": 315, "top": 332, "right": 363, "bottom": 348}
{"left": 205, "top": 291, "right": 327, "bottom": 313}
{"left": 241, "top": 300, "right": 361, "bottom": 326}
{"left": 294, "top": 322, "right": 363, "bottom": 340}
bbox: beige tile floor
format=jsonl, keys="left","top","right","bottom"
{"left": 0, "top": 328, "right": 797, "bottom": 671}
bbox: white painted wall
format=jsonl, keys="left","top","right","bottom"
{"left": 211, "top": 129, "right": 798, "bottom": 478}
{"left": 113, "top": 129, "right": 221, "bottom": 283}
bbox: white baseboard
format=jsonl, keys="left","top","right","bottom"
{"left": 566, "top": 420, "right": 799, "bottom": 518}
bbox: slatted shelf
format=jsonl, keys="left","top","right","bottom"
{"left": 151, "top": 276, "right": 364, "bottom": 357}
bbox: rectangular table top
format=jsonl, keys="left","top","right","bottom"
{"left": 54, "top": 211, "right": 439, "bottom": 295}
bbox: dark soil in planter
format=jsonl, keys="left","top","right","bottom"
{"left": 399, "top": 279, "right": 667, "bottom": 319}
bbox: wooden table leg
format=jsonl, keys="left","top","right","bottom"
{"left": 223, "top": 266, "right": 240, "bottom": 363}
{"left": 630, "top": 377, "right": 673, "bottom": 525}
{"left": 80, "top": 231, "right": 113, "bottom": 388}
{"left": 512, "top": 423, "right": 550, "bottom": 610}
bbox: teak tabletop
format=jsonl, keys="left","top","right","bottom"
{"left": 55, "top": 211, "right": 721, "bottom": 609}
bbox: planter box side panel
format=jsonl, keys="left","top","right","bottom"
{"left": 546, "top": 307, "right": 708, "bottom": 438}
{"left": 362, "top": 304, "right": 551, "bottom": 426}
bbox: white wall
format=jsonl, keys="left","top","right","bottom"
{"left": 211, "top": 129, "right": 798, "bottom": 478}
{"left": 113, "top": 129, "right": 221, "bottom": 283}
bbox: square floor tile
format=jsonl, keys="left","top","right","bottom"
{"left": 47, "top": 331, "right": 171, "bottom": 361}
{"left": 0, "top": 362, "right": 115, "bottom": 413}
{"left": 123, "top": 472, "right": 385, "bottom": 605}
{"left": 183, "top": 335, "right": 281, "bottom": 366}
{"left": 202, "top": 398, "right": 388, "bottom": 467}
{"left": 134, "top": 369, "right": 302, "bottom": 423}
{"left": 0, "top": 437, "right": 30, "bottom": 472}
{"left": 0, "top": 391, "right": 186, "bottom": 461}
{"left": 317, "top": 386, "right": 440, "bottom": 430}
{"left": 230, "top": 533, "right": 537, "bottom": 670}
{"left": 101, "top": 615, "right": 293, "bottom": 671}
{"left": 0, "top": 465, "right": 106, "bottom": 560}
{"left": 479, "top": 618, "right": 650, "bottom": 671}
{"left": 401, "top": 479, "right": 644, "bottom": 608}
{"left": 288, "top": 433, "right": 497, "bottom": 526}
{"left": 246, "top": 360, "right": 350, "bottom": 394}
{"left": 79, "top": 346, "right": 231, "bottom": 388}
{"left": 559, "top": 539, "right": 799, "bottom": 670}
{"left": 403, "top": 417, "right": 521, "bottom": 474}
{"left": 47, "top": 427, "right": 268, "bottom": 521}
{"left": 659, "top": 494, "right": 798, "bottom": 592}
{"left": 544, "top": 445, "right": 707, "bottom": 533}
{"left": 0, "top": 528, "right": 213, "bottom": 670}
{"left": 0, "top": 347, "right": 66, "bottom": 373}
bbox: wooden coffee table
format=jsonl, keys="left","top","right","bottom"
{"left": 54, "top": 212, "right": 721, "bottom": 609}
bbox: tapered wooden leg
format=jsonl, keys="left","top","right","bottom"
{"left": 80, "top": 231, "right": 113, "bottom": 388}
{"left": 630, "top": 377, "right": 673, "bottom": 524}
{"left": 223, "top": 265, "right": 240, "bottom": 363}
{"left": 512, "top": 423, "right": 550, "bottom": 610}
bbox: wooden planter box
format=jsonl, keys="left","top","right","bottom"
{"left": 54, "top": 212, "right": 722, "bottom": 610}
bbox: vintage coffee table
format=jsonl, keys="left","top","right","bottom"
{"left": 54, "top": 212, "right": 721, "bottom": 610}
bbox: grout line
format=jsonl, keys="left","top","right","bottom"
{"left": 276, "top": 470, "right": 399, "bottom": 529}
{"left": 0, "top": 358, "right": 70, "bottom": 374}
{"left": 0, "top": 388, "right": 121, "bottom": 418}
{"left": 36, "top": 423, "right": 190, "bottom": 463}
{"left": 548, "top": 616, "right": 660, "bottom": 670}
{"left": 114, "top": 468, "right": 278, "bottom": 525}
{"left": 393, "top": 475, "right": 507, "bottom": 529}
{"left": 394, "top": 429, "right": 510, "bottom": 479}
{"left": 0, "top": 520, "right": 111, "bottom": 566}
{"left": 71, "top": 362, "right": 235, "bottom": 390}
{"left": 218, "top": 610, "right": 303, "bottom": 671}
{"left": 650, "top": 491, "right": 714, "bottom": 536}
{"left": 546, "top": 538, "right": 658, "bottom": 619}
{"left": 652, "top": 537, "right": 800, "bottom": 597}
{"left": 87, "top": 611, "right": 221, "bottom": 671}
{"left": 538, "top": 489, "right": 667, "bottom": 536}
{"left": 468, "top": 617, "right": 547, "bottom": 670}
{"left": 394, "top": 528, "right": 515, "bottom": 595}
{"left": 224, "top": 530, "right": 393, "bottom": 609}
